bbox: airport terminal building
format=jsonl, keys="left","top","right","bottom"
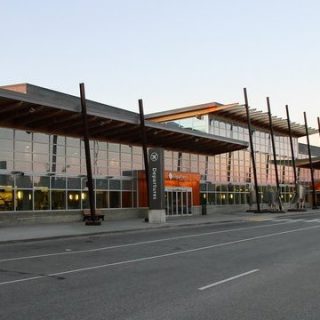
{"left": 0, "top": 84, "right": 319, "bottom": 222}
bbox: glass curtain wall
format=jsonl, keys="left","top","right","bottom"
{"left": 0, "top": 128, "right": 142, "bottom": 212}
{"left": 0, "top": 120, "right": 318, "bottom": 212}
{"left": 169, "top": 116, "right": 313, "bottom": 206}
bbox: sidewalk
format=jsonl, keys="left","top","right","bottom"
{"left": 1, "top": 209, "right": 320, "bottom": 244}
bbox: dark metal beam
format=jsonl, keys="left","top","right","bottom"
{"left": 267, "top": 97, "right": 283, "bottom": 211}
{"left": 139, "top": 99, "right": 150, "bottom": 208}
{"left": 286, "top": 105, "right": 298, "bottom": 186}
{"left": 80, "top": 83, "right": 99, "bottom": 224}
{"left": 244, "top": 88, "right": 261, "bottom": 212}
{"left": 304, "top": 112, "right": 317, "bottom": 209}
{"left": 51, "top": 135, "right": 58, "bottom": 173}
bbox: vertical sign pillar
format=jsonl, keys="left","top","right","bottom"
{"left": 244, "top": 88, "right": 261, "bottom": 213}
{"left": 148, "top": 148, "right": 166, "bottom": 223}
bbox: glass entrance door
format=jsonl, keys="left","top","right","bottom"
{"left": 165, "top": 187, "right": 192, "bottom": 216}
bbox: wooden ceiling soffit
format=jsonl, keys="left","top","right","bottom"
{"left": 95, "top": 122, "right": 136, "bottom": 139}
{"left": 148, "top": 104, "right": 236, "bottom": 123}
{"left": 25, "top": 109, "right": 66, "bottom": 128}
{"left": 107, "top": 125, "right": 140, "bottom": 140}
{"left": 148, "top": 129, "right": 177, "bottom": 140}
{"left": 0, "top": 105, "right": 38, "bottom": 123}
{"left": 0, "top": 101, "right": 24, "bottom": 115}
{"left": 250, "top": 111, "right": 264, "bottom": 121}
{"left": 218, "top": 108, "right": 245, "bottom": 118}
{"left": 66, "top": 116, "right": 99, "bottom": 134}
{"left": 44, "top": 113, "right": 82, "bottom": 132}
{"left": 153, "top": 132, "right": 190, "bottom": 145}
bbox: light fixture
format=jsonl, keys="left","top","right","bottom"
{"left": 17, "top": 191, "right": 23, "bottom": 200}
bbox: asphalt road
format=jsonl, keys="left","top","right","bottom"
{"left": 2, "top": 215, "right": 320, "bottom": 320}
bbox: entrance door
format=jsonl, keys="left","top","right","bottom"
{"left": 165, "top": 187, "right": 192, "bottom": 216}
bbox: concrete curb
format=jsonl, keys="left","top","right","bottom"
{"left": 1, "top": 210, "right": 320, "bottom": 244}
{"left": 0, "top": 219, "right": 249, "bottom": 244}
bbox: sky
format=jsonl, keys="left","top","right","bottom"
{"left": 2, "top": 0, "right": 319, "bottom": 144}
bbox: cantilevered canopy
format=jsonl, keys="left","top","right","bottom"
{"left": 0, "top": 84, "right": 248, "bottom": 156}
{"left": 296, "top": 157, "right": 320, "bottom": 170}
{"left": 146, "top": 102, "right": 317, "bottom": 138}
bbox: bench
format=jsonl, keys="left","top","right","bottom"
{"left": 82, "top": 209, "right": 104, "bottom": 221}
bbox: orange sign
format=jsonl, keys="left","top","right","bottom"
{"left": 137, "top": 170, "right": 201, "bottom": 207}
{"left": 165, "top": 171, "right": 200, "bottom": 205}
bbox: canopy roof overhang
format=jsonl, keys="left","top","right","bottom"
{"left": 0, "top": 84, "right": 248, "bottom": 156}
{"left": 146, "top": 102, "right": 318, "bottom": 138}
{"left": 296, "top": 157, "right": 320, "bottom": 170}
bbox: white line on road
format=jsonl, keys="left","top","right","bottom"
{"left": 198, "top": 269, "right": 259, "bottom": 291}
{"left": 1, "top": 224, "right": 320, "bottom": 287}
{"left": 0, "top": 276, "right": 43, "bottom": 286}
{"left": 0, "top": 221, "right": 297, "bottom": 263}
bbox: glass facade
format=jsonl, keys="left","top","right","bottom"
{"left": 0, "top": 129, "right": 142, "bottom": 212}
{"left": 0, "top": 114, "right": 319, "bottom": 213}
{"left": 171, "top": 116, "right": 320, "bottom": 206}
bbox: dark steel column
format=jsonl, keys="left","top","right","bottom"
{"left": 80, "top": 83, "right": 98, "bottom": 223}
{"left": 304, "top": 112, "right": 317, "bottom": 209}
{"left": 318, "top": 117, "right": 320, "bottom": 138}
{"left": 266, "top": 97, "right": 283, "bottom": 211}
{"left": 51, "top": 135, "right": 58, "bottom": 173}
{"left": 244, "top": 88, "right": 260, "bottom": 212}
{"left": 139, "top": 99, "right": 150, "bottom": 208}
{"left": 285, "top": 105, "right": 298, "bottom": 185}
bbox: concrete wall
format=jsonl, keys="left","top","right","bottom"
{"left": 206, "top": 204, "right": 249, "bottom": 214}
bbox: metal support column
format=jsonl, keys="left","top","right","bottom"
{"left": 266, "top": 97, "right": 283, "bottom": 211}
{"left": 139, "top": 99, "right": 150, "bottom": 209}
{"left": 80, "top": 83, "right": 100, "bottom": 225}
{"left": 286, "top": 105, "right": 298, "bottom": 186}
{"left": 304, "top": 112, "right": 317, "bottom": 209}
{"left": 244, "top": 88, "right": 261, "bottom": 213}
{"left": 51, "top": 135, "right": 58, "bottom": 173}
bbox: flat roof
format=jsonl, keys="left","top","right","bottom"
{"left": 146, "top": 103, "right": 317, "bottom": 138}
{"left": 0, "top": 84, "right": 248, "bottom": 156}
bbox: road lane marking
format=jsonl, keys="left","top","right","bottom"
{"left": 0, "top": 221, "right": 298, "bottom": 263}
{"left": 0, "top": 276, "right": 43, "bottom": 286}
{"left": 1, "top": 224, "right": 320, "bottom": 287}
{"left": 198, "top": 269, "right": 259, "bottom": 291}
